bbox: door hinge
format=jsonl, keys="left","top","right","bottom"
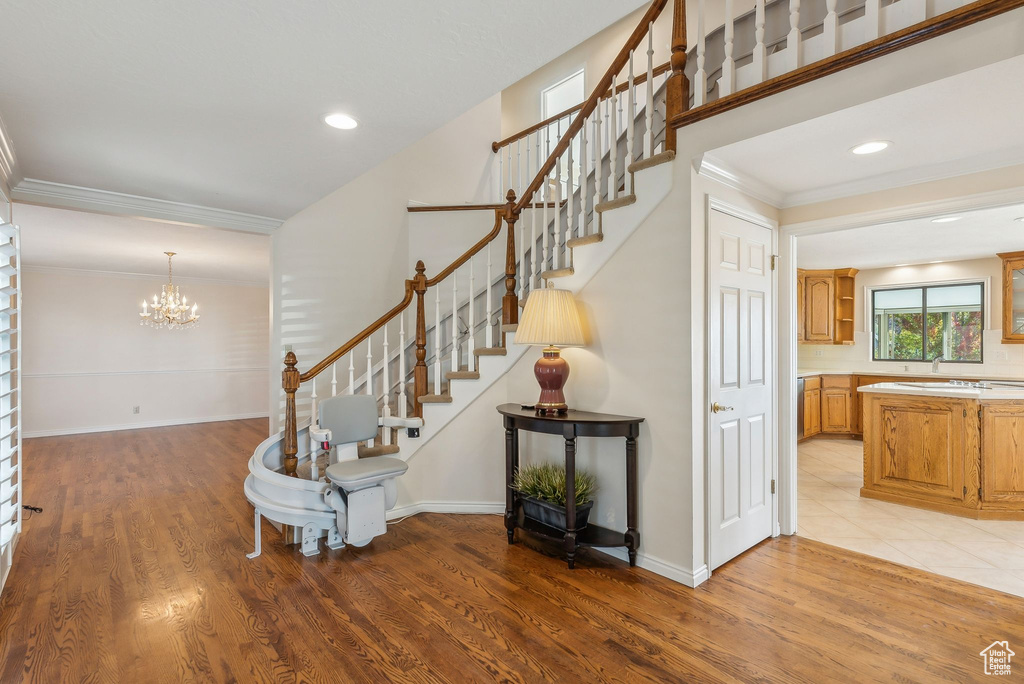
{"left": 979, "top": 487, "right": 983, "bottom": 500}
{"left": 771, "top": 479, "right": 776, "bottom": 494}
{"left": 963, "top": 486, "right": 968, "bottom": 496}
{"left": 770, "top": 255, "right": 778, "bottom": 271}
{"left": 978, "top": 408, "right": 983, "bottom": 420}
{"left": 963, "top": 408, "right": 967, "bottom": 417}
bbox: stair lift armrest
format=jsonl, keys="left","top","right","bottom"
{"left": 309, "top": 424, "right": 332, "bottom": 445}
{"left": 380, "top": 416, "right": 424, "bottom": 429}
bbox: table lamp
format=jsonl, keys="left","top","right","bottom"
{"left": 514, "top": 284, "right": 586, "bottom": 415}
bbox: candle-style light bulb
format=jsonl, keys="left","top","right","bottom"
{"left": 142, "top": 300, "right": 148, "bottom": 314}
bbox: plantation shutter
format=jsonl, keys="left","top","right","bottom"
{"left": 0, "top": 218, "right": 19, "bottom": 584}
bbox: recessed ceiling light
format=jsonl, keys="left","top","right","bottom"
{"left": 931, "top": 216, "right": 961, "bottom": 223}
{"left": 1016, "top": 217, "right": 1024, "bottom": 223}
{"left": 850, "top": 140, "right": 890, "bottom": 155}
{"left": 893, "top": 263, "right": 911, "bottom": 267}
{"left": 324, "top": 113, "right": 358, "bottom": 130}
{"left": 929, "top": 260, "right": 945, "bottom": 264}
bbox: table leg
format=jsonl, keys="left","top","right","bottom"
{"left": 625, "top": 434, "right": 639, "bottom": 567}
{"left": 505, "top": 424, "right": 518, "bottom": 544}
{"left": 564, "top": 433, "right": 577, "bottom": 569}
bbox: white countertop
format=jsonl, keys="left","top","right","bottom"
{"left": 857, "top": 381, "right": 1024, "bottom": 400}
{"left": 798, "top": 369, "right": 1024, "bottom": 382}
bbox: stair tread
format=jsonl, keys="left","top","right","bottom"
{"left": 446, "top": 370, "right": 480, "bottom": 380}
{"left": 419, "top": 394, "right": 454, "bottom": 403}
{"left": 595, "top": 194, "right": 637, "bottom": 213}
{"left": 358, "top": 444, "right": 401, "bottom": 457}
{"left": 501, "top": 323, "right": 518, "bottom": 334}
{"left": 541, "top": 267, "right": 574, "bottom": 280}
{"left": 628, "top": 150, "right": 675, "bottom": 174}
{"left": 474, "top": 347, "right": 507, "bottom": 356}
{"left": 566, "top": 233, "right": 603, "bottom": 249}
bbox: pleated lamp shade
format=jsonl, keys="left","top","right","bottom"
{"left": 515, "top": 287, "right": 585, "bottom": 347}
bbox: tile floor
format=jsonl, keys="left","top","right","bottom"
{"left": 798, "top": 437, "right": 1024, "bottom": 598}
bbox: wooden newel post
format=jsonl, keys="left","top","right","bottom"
{"left": 282, "top": 351, "right": 301, "bottom": 477}
{"left": 665, "top": 0, "right": 689, "bottom": 152}
{"left": 501, "top": 189, "right": 519, "bottom": 328}
{"left": 412, "top": 260, "right": 428, "bottom": 418}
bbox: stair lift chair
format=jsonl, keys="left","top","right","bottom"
{"left": 310, "top": 394, "right": 408, "bottom": 551}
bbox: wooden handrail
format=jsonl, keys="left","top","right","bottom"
{"left": 513, "top": 0, "right": 669, "bottom": 214}
{"left": 670, "top": 0, "right": 1024, "bottom": 129}
{"left": 492, "top": 61, "right": 671, "bottom": 153}
{"left": 407, "top": 201, "right": 565, "bottom": 213}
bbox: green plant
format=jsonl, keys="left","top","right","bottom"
{"left": 512, "top": 462, "right": 597, "bottom": 506}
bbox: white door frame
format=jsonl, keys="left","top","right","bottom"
{"left": 775, "top": 185, "right": 1024, "bottom": 539}
{"left": 704, "top": 196, "right": 780, "bottom": 574}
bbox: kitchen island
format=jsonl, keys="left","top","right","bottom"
{"left": 859, "top": 381, "right": 1024, "bottom": 520}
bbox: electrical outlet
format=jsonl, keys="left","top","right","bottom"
{"left": 133, "top": 406, "right": 140, "bottom": 414}
{"left": 814, "top": 350, "right": 823, "bottom": 357}
{"left": 994, "top": 350, "right": 1009, "bottom": 362}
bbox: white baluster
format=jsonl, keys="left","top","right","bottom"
{"left": 787, "top": 0, "right": 802, "bottom": 72}
{"left": 593, "top": 103, "right": 603, "bottom": 211}
{"left": 566, "top": 125, "right": 575, "bottom": 250}
{"left": 331, "top": 362, "right": 337, "bottom": 397}
{"left": 645, "top": 25, "right": 656, "bottom": 153}
{"left": 721, "top": 0, "right": 735, "bottom": 96}
{"left": 823, "top": 0, "right": 838, "bottom": 57}
{"left": 310, "top": 379, "right": 318, "bottom": 428}
{"left": 381, "top": 322, "right": 391, "bottom": 446}
{"left": 485, "top": 244, "right": 493, "bottom": 348}
{"left": 434, "top": 287, "right": 442, "bottom": 395}
{"left": 579, "top": 115, "right": 588, "bottom": 238}
{"left": 753, "top": 0, "right": 766, "bottom": 84}
{"left": 365, "top": 337, "right": 374, "bottom": 447}
{"left": 507, "top": 146, "right": 512, "bottom": 196}
{"left": 626, "top": 49, "right": 635, "bottom": 196}
{"left": 865, "top": 0, "right": 881, "bottom": 41}
{"left": 498, "top": 152, "right": 503, "bottom": 200}
{"left": 554, "top": 120, "right": 563, "bottom": 270}
{"left": 542, "top": 127, "right": 550, "bottom": 273}
{"left": 398, "top": 311, "right": 407, "bottom": 419}
{"left": 533, "top": 132, "right": 541, "bottom": 290}
{"left": 468, "top": 255, "right": 476, "bottom": 372}
{"left": 451, "top": 269, "right": 459, "bottom": 373}
{"left": 609, "top": 77, "right": 618, "bottom": 200}
{"left": 348, "top": 352, "right": 355, "bottom": 394}
{"left": 519, "top": 138, "right": 528, "bottom": 301}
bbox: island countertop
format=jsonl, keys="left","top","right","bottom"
{"left": 858, "top": 381, "right": 1024, "bottom": 400}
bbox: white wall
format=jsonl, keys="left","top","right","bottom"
{"left": 796, "top": 257, "right": 1024, "bottom": 378}
{"left": 23, "top": 269, "right": 269, "bottom": 436}
{"left": 271, "top": 95, "right": 501, "bottom": 432}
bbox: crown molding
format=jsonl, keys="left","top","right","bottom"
{"left": 698, "top": 155, "right": 787, "bottom": 208}
{"left": 0, "top": 114, "right": 20, "bottom": 201}
{"left": 10, "top": 179, "right": 282, "bottom": 234}
{"left": 21, "top": 264, "right": 268, "bottom": 287}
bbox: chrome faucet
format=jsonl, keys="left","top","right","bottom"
{"left": 931, "top": 356, "right": 945, "bottom": 373}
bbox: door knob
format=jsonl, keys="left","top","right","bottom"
{"left": 711, "top": 402, "right": 734, "bottom": 414}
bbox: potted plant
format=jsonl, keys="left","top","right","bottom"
{"left": 513, "top": 462, "right": 597, "bottom": 531}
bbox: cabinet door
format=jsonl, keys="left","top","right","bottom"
{"left": 981, "top": 402, "right": 1024, "bottom": 507}
{"left": 821, "top": 389, "right": 851, "bottom": 433}
{"left": 804, "top": 276, "right": 834, "bottom": 342}
{"left": 804, "top": 390, "right": 821, "bottom": 437}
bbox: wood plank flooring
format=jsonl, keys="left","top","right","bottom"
{"left": 0, "top": 419, "right": 1022, "bottom": 682}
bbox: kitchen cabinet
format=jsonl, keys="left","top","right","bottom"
{"left": 821, "top": 382, "right": 852, "bottom": 433}
{"left": 980, "top": 402, "right": 1024, "bottom": 510}
{"left": 797, "top": 268, "right": 858, "bottom": 345}
{"left": 801, "top": 376, "right": 821, "bottom": 439}
{"left": 997, "top": 250, "right": 1024, "bottom": 343}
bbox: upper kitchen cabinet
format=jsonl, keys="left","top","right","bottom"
{"left": 998, "top": 251, "right": 1024, "bottom": 343}
{"left": 797, "top": 268, "right": 858, "bottom": 345}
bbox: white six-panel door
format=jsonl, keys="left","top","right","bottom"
{"left": 708, "top": 205, "right": 774, "bottom": 570}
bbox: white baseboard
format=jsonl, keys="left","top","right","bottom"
{"left": 595, "top": 547, "right": 708, "bottom": 588}
{"left": 387, "top": 501, "right": 505, "bottom": 520}
{"left": 24, "top": 412, "right": 269, "bottom": 438}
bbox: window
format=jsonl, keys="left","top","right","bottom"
{"left": 872, "top": 283, "right": 984, "bottom": 363}
{"left": 541, "top": 69, "right": 585, "bottom": 119}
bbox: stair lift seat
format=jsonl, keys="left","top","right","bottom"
{"left": 313, "top": 394, "right": 408, "bottom": 551}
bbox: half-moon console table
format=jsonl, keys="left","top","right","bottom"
{"left": 497, "top": 404, "right": 644, "bottom": 569}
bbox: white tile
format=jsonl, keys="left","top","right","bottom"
{"left": 797, "top": 516, "right": 876, "bottom": 539}
{"left": 961, "top": 519, "right": 1024, "bottom": 542}
{"left": 819, "top": 499, "right": 899, "bottom": 520}
{"left": 849, "top": 518, "right": 938, "bottom": 540}
{"left": 815, "top": 537, "right": 925, "bottom": 569}
{"left": 948, "top": 541, "right": 1024, "bottom": 570}
{"left": 795, "top": 500, "right": 835, "bottom": 517}
{"left": 925, "top": 567, "right": 1024, "bottom": 598}
{"left": 904, "top": 517, "right": 1007, "bottom": 542}
{"left": 886, "top": 540, "right": 996, "bottom": 569}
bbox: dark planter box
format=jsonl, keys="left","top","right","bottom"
{"left": 520, "top": 496, "right": 593, "bottom": 531}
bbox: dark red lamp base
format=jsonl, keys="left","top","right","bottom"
{"left": 534, "top": 346, "right": 570, "bottom": 415}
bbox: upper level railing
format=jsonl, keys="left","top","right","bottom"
{"left": 278, "top": 0, "right": 1022, "bottom": 477}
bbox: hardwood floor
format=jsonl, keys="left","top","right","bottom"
{"left": 0, "top": 419, "right": 1021, "bottom": 682}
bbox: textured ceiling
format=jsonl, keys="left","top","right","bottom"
{"left": 0, "top": 0, "right": 647, "bottom": 220}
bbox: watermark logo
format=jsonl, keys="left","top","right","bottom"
{"left": 980, "top": 641, "right": 1014, "bottom": 676}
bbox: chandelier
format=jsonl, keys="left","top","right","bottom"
{"left": 139, "top": 252, "right": 199, "bottom": 329}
